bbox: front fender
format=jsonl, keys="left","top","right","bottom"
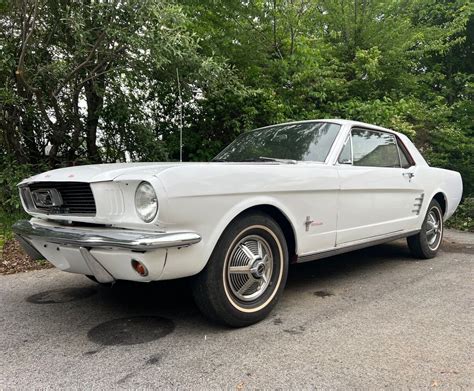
{"left": 205, "top": 195, "right": 299, "bottom": 258}
{"left": 158, "top": 195, "right": 299, "bottom": 280}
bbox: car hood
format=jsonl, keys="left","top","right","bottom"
{"left": 19, "top": 162, "right": 281, "bottom": 184}
{"left": 19, "top": 162, "right": 202, "bottom": 184}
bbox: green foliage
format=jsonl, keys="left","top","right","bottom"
{"left": 0, "top": 0, "right": 219, "bottom": 164}
{"left": 446, "top": 198, "right": 474, "bottom": 232}
{"left": 0, "top": 156, "right": 38, "bottom": 235}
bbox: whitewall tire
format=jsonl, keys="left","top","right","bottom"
{"left": 192, "top": 211, "right": 289, "bottom": 327}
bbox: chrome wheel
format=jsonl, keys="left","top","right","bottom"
{"left": 226, "top": 235, "right": 274, "bottom": 302}
{"left": 426, "top": 207, "right": 442, "bottom": 250}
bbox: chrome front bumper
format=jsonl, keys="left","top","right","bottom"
{"left": 13, "top": 220, "right": 202, "bottom": 283}
{"left": 13, "top": 220, "right": 201, "bottom": 251}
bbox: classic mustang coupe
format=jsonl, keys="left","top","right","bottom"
{"left": 14, "top": 119, "right": 462, "bottom": 326}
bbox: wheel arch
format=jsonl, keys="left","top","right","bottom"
{"left": 431, "top": 191, "right": 447, "bottom": 219}
{"left": 230, "top": 204, "right": 298, "bottom": 263}
{"left": 207, "top": 199, "right": 299, "bottom": 267}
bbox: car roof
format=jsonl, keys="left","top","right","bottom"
{"left": 255, "top": 119, "right": 402, "bottom": 137}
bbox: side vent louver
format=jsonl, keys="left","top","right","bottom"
{"left": 412, "top": 193, "right": 424, "bottom": 215}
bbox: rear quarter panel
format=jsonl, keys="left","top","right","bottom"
{"left": 414, "top": 166, "right": 463, "bottom": 221}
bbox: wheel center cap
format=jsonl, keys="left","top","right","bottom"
{"left": 250, "top": 259, "right": 265, "bottom": 279}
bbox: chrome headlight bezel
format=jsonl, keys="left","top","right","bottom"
{"left": 134, "top": 181, "right": 158, "bottom": 223}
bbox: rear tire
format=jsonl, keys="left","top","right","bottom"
{"left": 407, "top": 199, "right": 443, "bottom": 259}
{"left": 192, "top": 211, "right": 289, "bottom": 327}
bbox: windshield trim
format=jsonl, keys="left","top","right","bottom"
{"left": 213, "top": 120, "right": 343, "bottom": 164}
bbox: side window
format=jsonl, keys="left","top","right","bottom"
{"left": 351, "top": 128, "right": 400, "bottom": 168}
{"left": 338, "top": 137, "right": 352, "bottom": 164}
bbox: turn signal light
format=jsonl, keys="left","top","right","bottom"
{"left": 131, "top": 259, "right": 148, "bottom": 277}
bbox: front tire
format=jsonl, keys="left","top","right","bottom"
{"left": 407, "top": 199, "right": 444, "bottom": 259}
{"left": 192, "top": 212, "right": 289, "bottom": 327}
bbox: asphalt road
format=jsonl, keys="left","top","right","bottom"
{"left": 1, "top": 230, "right": 473, "bottom": 389}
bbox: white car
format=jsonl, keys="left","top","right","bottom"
{"left": 14, "top": 119, "right": 463, "bottom": 326}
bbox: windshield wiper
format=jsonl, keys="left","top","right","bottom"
{"left": 257, "top": 156, "right": 297, "bottom": 164}
{"left": 213, "top": 157, "right": 297, "bottom": 164}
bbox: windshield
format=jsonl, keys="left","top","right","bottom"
{"left": 214, "top": 122, "right": 341, "bottom": 163}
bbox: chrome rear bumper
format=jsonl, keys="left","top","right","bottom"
{"left": 12, "top": 220, "right": 201, "bottom": 252}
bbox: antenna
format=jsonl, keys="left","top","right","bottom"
{"left": 176, "top": 68, "right": 183, "bottom": 162}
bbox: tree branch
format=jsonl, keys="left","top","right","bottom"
{"left": 17, "top": 0, "right": 39, "bottom": 75}
{"left": 54, "top": 30, "right": 107, "bottom": 96}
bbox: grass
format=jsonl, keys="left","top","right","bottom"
{"left": 0, "top": 234, "right": 5, "bottom": 261}
{"left": 1, "top": 211, "right": 26, "bottom": 237}
{"left": 0, "top": 211, "right": 26, "bottom": 261}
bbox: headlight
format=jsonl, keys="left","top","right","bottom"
{"left": 135, "top": 181, "right": 158, "bottom": 222}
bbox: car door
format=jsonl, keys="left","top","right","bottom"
{"left": 336, "top": 127, "right": 423, "bottom": 245}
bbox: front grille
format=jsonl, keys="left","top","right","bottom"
{"left": 27, "top": 182, "right": 96, "bottom": 215}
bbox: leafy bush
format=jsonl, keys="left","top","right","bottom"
{"left": 446, "top": 198, "right": 474, "bottom": 232}
{"left": 0, "top": 157, "right": 41, "bottom": 237}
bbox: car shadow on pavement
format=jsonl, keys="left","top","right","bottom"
{"left": 80, "top": 240, "right": 414, "bottom": 327}
{"left": 287, "top": 239, "right": 413, "bottom": 288}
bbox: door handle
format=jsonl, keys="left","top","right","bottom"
{"left": 402, "top": 172, "right": 415, "bottom": 179}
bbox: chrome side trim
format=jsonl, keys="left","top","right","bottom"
{"left": 297, "top": 229, "right": 420, "bottom": 263}
{"left": 13, "top": 220, "right": 201, "bottom": 251}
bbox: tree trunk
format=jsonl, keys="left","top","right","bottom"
{"left": 66, "top": 87, "right": 84, "bottom": 164}
{"left": 13, "top": 69, "right": 42, "bottom": 164}
{"left": 84, "top": 77, "right": 104, "bottom": 163}
{"left": 1, "top": 105, "right": 27, "bottom": 163}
